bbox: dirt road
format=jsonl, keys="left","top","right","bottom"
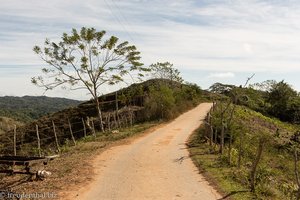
{"left": 72, "top": 103, "right": 221, "bottom": 200}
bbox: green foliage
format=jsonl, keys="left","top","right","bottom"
{"left": 209, "top": 80, "right": 300, "bottom": 124}
{"left": 176, "top": 82, "right": 202, "bottom": 102}
{"left": 233, "top": 87, "right": 268, "bottom": 114}
{"left": 190, "top": 103, "right": 300, "bottom": 199}
{"left": 144, "top": 85, "right": 175, "bottom": 119}
{"left": 209, "top": 82, "right": 236, "bottom": 95}
{"left": 33, "top": 27, "right": 149, "bottom": 132}
{"left": 143, "top": 80, "right": 202, "bottom": 120}
{"left": 32, "top": 27, "right": 146, "bottom": 99}
{"left": 149, "top": 62, "right": 183, "bottom": 83}
{"left": 287, "top": 97, "right": 300, "bottom": 123}
{"left": 249, "top": 80, "right": 277, "bottom": 92}
{"left": 267, "top": 81, "right": 300, "bottom": 123}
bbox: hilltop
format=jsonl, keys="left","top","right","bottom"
{"left": 0, "top": 79, "right": 206, "bottom": 155}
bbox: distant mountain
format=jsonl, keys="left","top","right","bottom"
{"left": 0, "top": 96, "right": 82, "bottom": 122}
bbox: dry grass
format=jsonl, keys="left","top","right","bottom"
{"left": 0, "top": 122, "right": 158, "bottom": 199}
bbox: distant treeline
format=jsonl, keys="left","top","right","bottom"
{"left": 0, "top": 96, "right": 81, "bottom": 122}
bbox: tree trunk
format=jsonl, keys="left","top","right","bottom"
{"left": 95, "top": 97, "right": 104, "bottom": 132}
{"left": 294, "top": 149, "right": 300, "bottom": 200}
{"left": 115, "top": 91, "right": 120, "bottom": 128}
{"left": 208, "top": 112, "right": 213, "bottom": 146}
{"left": 250, "top": 138, "right": 265, "bottom": 192}
{"left": 214, "top": 129, "right": 218, "bottom": 151}
{"left": 227, "top": 104, "right": 236, "bottom": 165}
{"left": 107, "top": 113, "right": 111, "bottom": 131}
{"left": 129, "top": 109, "right": 133, "bottom": 126}
{"left": 220, "top": 123, "right": 225, "bottom": 154}
{"left": 219, "top": 103, "right": 225, "bottom": 154}
{"left": 210, "top": 124, "right": 214, "bottom": 147}
{"left": 113, "top": 113, "right": 117, "bottom": 129}
{"left": 228, "top": 134, "right": 232, "bottom": 165}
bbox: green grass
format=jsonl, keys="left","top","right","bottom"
{"left": 189, "top": 104, "right": 300, "bottom": 200}
{"left": 190, "top": 142, "right": 255, "bottom": 200}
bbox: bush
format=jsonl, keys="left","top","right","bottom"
{"left": 144, "top": 85, "right": 175, "bottom": 120}
{"left": 143, "top": 82, "right": 202, "bottom": 120}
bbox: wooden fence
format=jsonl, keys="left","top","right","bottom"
{"left": 0, "top": 106, "right": 143, "bottom": 156}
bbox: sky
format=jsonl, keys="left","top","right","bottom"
{"left": 0, "top": 0, "right": 300, "bottom": 100}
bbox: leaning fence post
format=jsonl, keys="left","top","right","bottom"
{"left": 82, "top": 118, "right": 87, "bottom": 137}
{"left": 12, "top": 125, "right": 17, "bottom": 171}
{"left": 36, "top": 124, "right": 41, "bottom": 157}
{"left": 68, "top": 119, "right": 76, "bottom": 146}
{"left": 52, "top": 120, "right": 60, "bottom": 152}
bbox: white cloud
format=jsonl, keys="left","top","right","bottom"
{"left": 207, "top": 72, "right": 235, "bottom": 79}
{"left": 1, "top": 0, "right": 300, "bottom": 97}
{"left": 243, "top": 43, "right": 253, "bottom": 54}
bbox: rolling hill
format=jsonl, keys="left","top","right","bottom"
{"left": 0, "top": 96, "right": 82, "bottom": 122}
{"left": 0, "top": 79, "right": 206, "bottom": 155}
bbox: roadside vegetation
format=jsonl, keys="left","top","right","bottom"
{"left": 189, "top": 79, "right": 300, "bottom": 199}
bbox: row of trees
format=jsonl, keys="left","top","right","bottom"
{"left": 205, "top": 102, "right": 272, "bottom": 193}
{"left": 32, "top": 27, "right": 185, "bottom": 132}
{"left": 264, "top": 81, "right": 300, "bottom": 123}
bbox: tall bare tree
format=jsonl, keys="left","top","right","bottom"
{"left": 32, "top": 27, "right": 147, "bottom": 132}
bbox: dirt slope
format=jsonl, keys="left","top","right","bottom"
{"left": 67, "top": 103, "right": 221, "bottom": 200}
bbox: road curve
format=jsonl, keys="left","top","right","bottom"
{"left": 73, "top": 103, "right": 221, "bottom": 200}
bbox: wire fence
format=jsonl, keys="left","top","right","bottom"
{"left": 0, "top": 106, "right": 143, "bottom": 157}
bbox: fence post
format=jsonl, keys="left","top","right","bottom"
{"left": 52, "top": 120, "right": 60, "bottom": 152}
{"left": 13, "top": 125, "right": 17, "bottom": 156}
{"left": 36, "top": 124, "right": 41, "bottom": 157}
{"left": 82, "top": 118, "right": 87, "bottom": 137}
{"left": 115, "top": 91, "right": 120, "bottom": 128}
{"left": 108, "top": 113, "right": 111, "bottom": 131}
{"left": 113, "top": 113, "right": 117, "bottom": 129}
{"left": 129, "top": 109, "right": 133, "bottom": 127}
{"left": 68, "top": 119, "right": 76, "bottom": 146}
{"left": 91, "top": 119, "right": 96, "bottom": 139}
{"left": 124, "top": 115, "right": 128, "bottom": 127}
{"left": 12, "top": 125, "right": 17, "bottom": 171}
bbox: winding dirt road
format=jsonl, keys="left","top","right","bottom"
{"left": 72, "top": 103, "right": 221, "bottom": 200}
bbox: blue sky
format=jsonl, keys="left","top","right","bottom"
{"left": 0, "top": 0, "right": 300, "bottom": 100}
